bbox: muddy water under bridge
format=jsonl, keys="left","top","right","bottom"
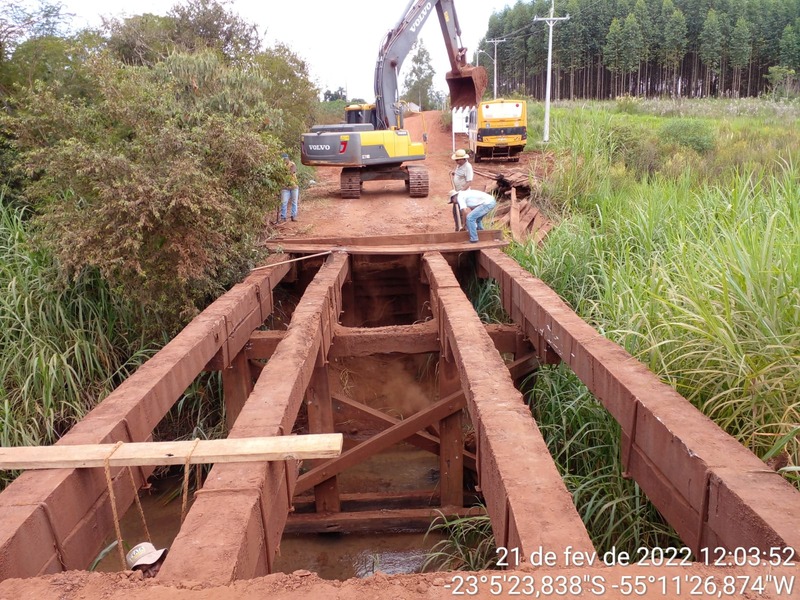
{"left": 0, "top": 231, "right": 797, "bottom": 597}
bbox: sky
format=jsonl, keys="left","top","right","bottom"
{"left": 57, "top": 0, "right": 513, "bottom": 101}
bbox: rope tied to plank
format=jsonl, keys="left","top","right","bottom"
{"left": 249, "top": 250, "right": 333, "bottom": 272}
{"left": 127, "top": 466, "right": 152, "bottom": 544}
{"left": 180, "top": 438, "right": 201, "bottom": 524}
{"left": 102, "top": 441, "right": 126, "bottom": 568}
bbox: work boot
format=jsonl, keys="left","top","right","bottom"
{"left": 291, "top": 216, "right": 297, "bottom": 222}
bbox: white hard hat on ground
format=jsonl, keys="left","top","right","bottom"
{"left": 126, "top": 542, "right": 167, "bottom": 570}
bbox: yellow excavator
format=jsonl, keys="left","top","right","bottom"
{"left": 300, "top": 0, "right": 486, "bottom": 199}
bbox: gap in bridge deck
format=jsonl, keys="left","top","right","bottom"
{"left": 279, "top": 351, "right": 479, "bottom": 579}
{"left": 270, "top": 254, "right": 483, "bottom": 579}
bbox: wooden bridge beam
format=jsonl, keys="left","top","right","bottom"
{"left": 159, "top": 252, "right": 350, "bottom": 585}
{"left": 331, "top": 393, "right": 477, "bottom": 471}
{"left": 305, "top": 348, "right": 341, "bottom": 513}
{"left": 295, "top": 391, "right": 466, "bottom": 495}
{"left": 478, "top": 247, "right": 800, "bottom": 558}
{"left": 246, "top": 322, "right": 527, "bottom": 360}
{"left": 0, "top": 260, "right": 290, "bottom": 581}
{"left": 422, "top": 251, "right": 595, "bottom": 566}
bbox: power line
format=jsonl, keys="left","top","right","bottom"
{"left": 485, "top": 38, "right": 506, "bottom": 98}
{"left": 533, "top": 0, "right": 569, "bottom": 142}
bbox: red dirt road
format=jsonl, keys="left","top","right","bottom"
{"left": 269, "top": 111, "right": 525, "bottom": 239}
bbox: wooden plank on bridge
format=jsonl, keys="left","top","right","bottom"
{"left": 423, "top": 251, "right": 595, "bottom": 566}
{"left": 0, "top": 435, "right": 343, "bottom": 470}
{"left": 264, "top": 230, "right": 507, "bottom": 255}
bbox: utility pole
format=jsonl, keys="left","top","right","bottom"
{"left": 533, "top": 1, "right": 569, "bottom": 142}
{"left": 486, "top": 38, "right": 506, "bottom": 99}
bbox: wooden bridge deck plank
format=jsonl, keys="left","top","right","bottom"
{"left": 0, "top": 435, "right": 343, "bottom": 470}
{"left": 159, "top": 253, "right": 350, "bottom": 585}
{"left": 423, "top": 251, "right": 595, "bottom": 565}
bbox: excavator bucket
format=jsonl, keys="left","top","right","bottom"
{"left": 446, "top": 65, "right": 488, "bottom": 108}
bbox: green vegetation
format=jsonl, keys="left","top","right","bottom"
{"left": 423, "top": 511, "right": 498, "bottom": 572}
{"left": 428, "top": 98, "right": 798, "bottom": 570}
{"left": 526, "top": 365, "right": 680, "bottom": 552}
{"left": 481, "top": 0, "right": 800, "bottom": 100}
{"left": 0, "top": 197, "right": 153, "bottom": 488}
{"left": 0, "top": 0, "right": 320, "bottom": 489}
{"left": 510, "top": 98, "right": 799, "bottom": 545}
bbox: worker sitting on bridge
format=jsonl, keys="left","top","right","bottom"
{"left": 448, "top": 189, "right": 496, "bottom": 244}
{"left": 126, "top": 542, "right": 168, "bottom": 578}
{"left": 450, "top": 148, "right": 473, "bottom": 191}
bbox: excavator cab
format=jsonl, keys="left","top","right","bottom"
{"left": 345, "top": 104, "right": 378, "bottom": 128}
{"left": 446, "top": 65, "right": 488, "bottom": 108}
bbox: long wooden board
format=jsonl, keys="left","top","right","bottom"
{"left": 0, "top": 434, "right": 343, "bottom": 470}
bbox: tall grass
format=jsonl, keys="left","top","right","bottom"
{"left": 0, "top": 198, "right": 153, "bottom": 487}
{"left": 423, "top": 510, "right": 498, "bottom": 572}
{"left": 446, "top": 99, "right": 800, "bottom": 561}
{"left": 527, "top": 365, "right": 679, "bottom": 553}
{"left": 512, "top": 99, "right": 799, "bottom": 476}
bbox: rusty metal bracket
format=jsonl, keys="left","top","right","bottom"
{"left": 621, "top": 400, "right": 640, "bottom": 479}
{"left": 695, "top": 469, "right": 713, "bottom": 556}
{"left": 38, "top": 502, "right": 66, "bottom": 572}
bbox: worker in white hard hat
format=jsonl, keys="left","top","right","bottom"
{"left": 126, "top": 542, "right": 168, "bottom": 578}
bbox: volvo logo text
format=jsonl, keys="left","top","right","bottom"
{"left": 309, "top": 144, "right": 331, "bottom": 151}
{"left": 410, "top": 2, "right": 432, "bottom": 33}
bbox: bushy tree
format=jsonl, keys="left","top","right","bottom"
{"left": 780, "top": 23, "right": 800, "bottom": 70}
{"left": 323, "top": 87, "right": 347, "bottom": 102}
{"left": 253, "top": 43, "right": 319, "bottom": 149}
{"left": 3, "top": 51, "right": 287, "bottom": 333}
{"left": 1, "top": 1, "right": 71, "bottom": 95}
{"left": 661, "top": 5, "right": 688, "bottom": 96}
{"left": 402, "top": 40, "right": 435, "bottom": 109}
{"left": 729, "top": 16, "right": 752, "bottom": 96}
{"left": 103, "top": 13, "right": 176, "bottom": 66}
{"left": 604, "top": 18, "right": 624, "bottom": 96}
{"left": 621, "top": 13, "right": 644, "bottom": 94}
{"left": 168, "top": 0, "right": 260, "bottom": 63}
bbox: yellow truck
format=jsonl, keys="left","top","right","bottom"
{"left": 468, "top": 99, "right": 527, "bottom": 162}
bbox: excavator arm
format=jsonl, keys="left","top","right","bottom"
{"left": 374, "top": 0, "right": 487, "bottom": 129}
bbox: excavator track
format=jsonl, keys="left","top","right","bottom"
{"left": 340, "top": 168, "right": 362, "bottom": 199}
{"left": 406, "top": 165, "right": 429, "bottom": 198}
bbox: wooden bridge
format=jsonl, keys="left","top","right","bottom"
{"left": 0, "top": 232, "right": 797, "bottom": 591}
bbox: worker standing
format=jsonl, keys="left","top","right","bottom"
{"left": 450, "top": 149, "right": 473, "bottom": 191}
{"left": 450, "top": 149, "right": 473, "bottom": 231}
{"left": 279, "top": 153, "right": 299, "bottom": 223}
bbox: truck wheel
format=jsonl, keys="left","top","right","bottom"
{"left": 341, "top": 168, "right": 361, "bottom": 199}
{"left": 407, "top": 165, "right": 429, "bottom": 197}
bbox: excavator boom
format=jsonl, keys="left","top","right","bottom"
{"left": 375, "top": 0, "right": 486, "bottom": 128}
{"left": 301, "top": 0, "right": 486, "bottom": 200}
